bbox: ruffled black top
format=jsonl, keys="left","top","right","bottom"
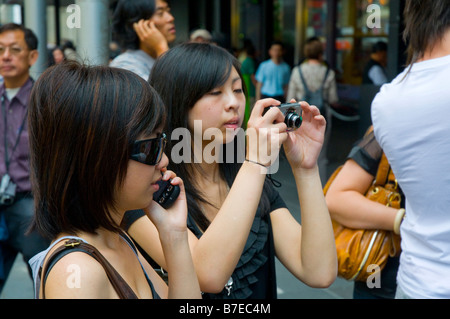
{"left": 188, "top": 183, "right": 287, "bottom": 299}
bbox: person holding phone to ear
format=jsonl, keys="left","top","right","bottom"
{"left": 110, "top": 0, "right": 176, "bottom": 80}
{"left": 27, "top": 61, "right": 200, "bottom": 299}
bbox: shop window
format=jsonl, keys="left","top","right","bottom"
{"left": 336, "top": 0, "right": 389, "bottom": 84}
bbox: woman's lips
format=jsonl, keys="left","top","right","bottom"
{"left": 224, "top": 118, "right": 240, "bottom": 129}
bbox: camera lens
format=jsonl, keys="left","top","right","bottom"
{"left": 285, "top": 112, "right": 302, "bottom": 130}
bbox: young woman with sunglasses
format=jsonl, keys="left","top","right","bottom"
{"left": 27, "top": 61, "right": 200, "bottom": 299}
{"left": 125, "top": 43, "right": 337, "bottom": 298}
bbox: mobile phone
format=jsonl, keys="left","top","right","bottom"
{"left": 153, "top": 179, "right": 180, "bottom": 208}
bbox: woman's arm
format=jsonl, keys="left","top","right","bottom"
{"left": 144, "top": 177, "right": 201, "bottom": 299}
{"left": 325, "top": 159, "right": 397, "bottom": 230}
{"left": 272, "top": 101, "right": 337, "bottom": 288}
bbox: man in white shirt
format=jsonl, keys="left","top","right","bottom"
{"left": 371, "top": 0, "right": 450, "bottom": 298}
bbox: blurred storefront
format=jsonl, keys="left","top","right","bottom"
{"left": 1, "top": 0, "right": 406, "bottom": 130}
{"left": 229, "top": 0, "right": 406, "bottom": 85}
{"left": 226, "top": 0, "right": 406, "bottom": 134}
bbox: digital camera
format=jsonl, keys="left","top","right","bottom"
{"left": 263, "top": 103, "right": 302, "bottom": 131}
{"left": 0, "top": 174, "right": 16, "bottom": 206}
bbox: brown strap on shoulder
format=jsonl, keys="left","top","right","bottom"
{"left": 374, "top": 152, "right": 396, "bottom": 186}
{"left": 40, "top": 239, "right": 138, "bottom": 299}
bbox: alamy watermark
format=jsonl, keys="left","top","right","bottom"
{"left": 367, "top": 4, "right": 382, "bottom": 29}
{"left": 366, "top": 264, "right": 382, "bottom": 289}
{"left": 65, "top": 3, "right": 382, "bottom": 30}
{"left": 170, "top": 122, "right": 281, "bottom": 174}
{"left": 66, "top": 4, "right": 81, "bottom": 29}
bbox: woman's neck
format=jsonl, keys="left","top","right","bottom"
{"left": 193, "top": 160, "right": 222, "bottom": 184}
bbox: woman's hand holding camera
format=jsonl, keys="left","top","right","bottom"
{"left": 246, "top": 98, "right": 288, "bottom": 168}
{"left": 283, "top": 100, "right": 326, "bottom": 170}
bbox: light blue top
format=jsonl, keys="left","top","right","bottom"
{"left": 255, "top": 59, "right": 291, "bottom": 97}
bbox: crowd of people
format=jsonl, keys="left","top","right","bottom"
{"left": 0, "top": 0, "right": 449, "bottom": 300}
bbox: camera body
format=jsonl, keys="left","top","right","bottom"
{"left": 0, "top": 174, "right": 16, "bottom": 206}
{"left": 263, "top": 103, "right": 302, "bottom": 131}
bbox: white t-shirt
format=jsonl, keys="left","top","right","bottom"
{"left": 372, "top": 54, "right": 450, "bottom": 298}
{"left": 110, "top": 49, "right": 155, "bottom": 80}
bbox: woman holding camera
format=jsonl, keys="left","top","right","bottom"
{"left": 27, "top": 61, "right": 200, "bottom": 299}
{"left": 125, "top": 43, "right": 337, "bottom": 298}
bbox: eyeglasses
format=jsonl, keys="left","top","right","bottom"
{"left": 0, "top": 46, "right": 27, "bottom": 56}
{"left": 130, "top": 133, "right": 167, "bottom": 166}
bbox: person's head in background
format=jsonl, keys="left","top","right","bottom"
{"left": 268, "top": 41, "right": 285, "bottom": 64}
{"left": 303, "top": 36, "right": 324, "bottom": 62}
{"left": 370, "top": 41, "right": 387, "bottom": 67}
{"left": 112, "top": 0, "right": 176, "bottom": 55}
{"left": 189, "top": 29, "right": 212, "bottom": 43}
{"left": 0, "top": 23, "right": 38, "bottom": 88}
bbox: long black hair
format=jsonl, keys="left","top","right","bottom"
{"left": 150, "top": 43, "right": 272, "bottom": 231}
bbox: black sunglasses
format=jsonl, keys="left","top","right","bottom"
{"left": 130, "top": 133, "right": 167, "bottom": 166}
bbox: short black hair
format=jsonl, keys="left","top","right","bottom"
{"left": 371, "top": 41, "right": 387, "bottom": 53}
{"left": 0, "top": 23, "right": 38, "bottom": 51}
{"left": 28, "top": 61, "right": 166, "bottom": 239}
{"left": 112, "top": 0, "right": 156, "bottom": 50}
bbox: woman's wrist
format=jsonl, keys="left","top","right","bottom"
{"left": 291, "top": 163, "right": 319, "bottom": 177}
{"left": 393, "top": 208, "right": 405, "bottom": 235}
{"left": 243, "top": 158, "right": 269, "bottom": 174}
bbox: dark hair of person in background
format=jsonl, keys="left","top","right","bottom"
{"left": 0, "top": 23, "right": 38, "bottom": 51}
{"left": 403, "top": 0, "right": 450, "bottom": 65}
{"left": 111, "top": 0, "right": 156, "bottom": 50}
{"left": 303, "top": 36, "right": 323, "bottom": 60}
{"left": 28, "top": 61, "right": 165, "bottom": 240}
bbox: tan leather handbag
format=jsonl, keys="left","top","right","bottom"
{"left": 324, "top": 153, "right": 402, "bottom": 282}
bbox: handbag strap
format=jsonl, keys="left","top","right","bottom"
{"left": 40, "top": 238, "right": 138, "bottom": 299}
{"left": 374, "top": 152, "right": 396, "bottom": 187}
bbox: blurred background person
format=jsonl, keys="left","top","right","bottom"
{"left": 110, "top": 0, "right": 176, "bottom": 80}
{"left": 255, "top": 41, "right": 291, "bottom": 102}
{"left": 362, "top": 41, "right": 388, "bottom": 85}
{"left": 0, "top": 23, "right": 49, "bottom": 295}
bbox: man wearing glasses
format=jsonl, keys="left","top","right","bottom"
{"left": 0, "top": 23, "right": 49, "bottom": 295}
